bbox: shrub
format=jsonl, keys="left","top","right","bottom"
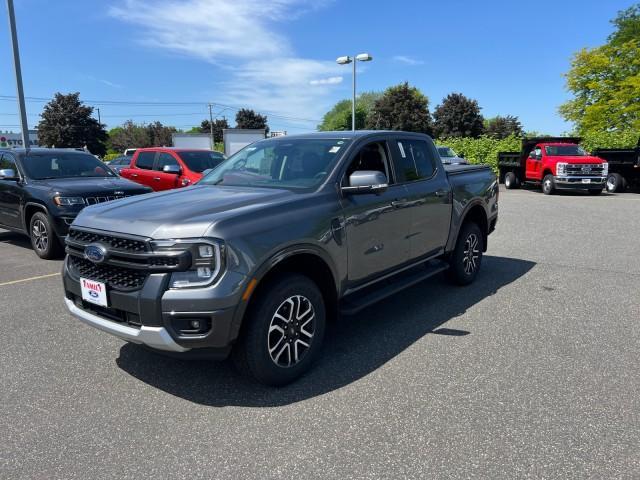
{"left": 102, "top": 153, "right": 121, "bottom": 162}
{"left": 436, "top": 134, "right": 521, "bottom": 172}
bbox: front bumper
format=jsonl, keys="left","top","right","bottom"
{"left": 554, "top": 176, "right": 606, "bottom": 189}
{"left": 62, "top": 256, "right": 247, "bottom": 357}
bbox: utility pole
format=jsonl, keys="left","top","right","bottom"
{"left": 6, "top": 0, "right": 29, "bottom": 151}
{"left": 208, "top": 103, "right": 214, "bottom": 149}
{"left": 96, "top": 107, "right": 101, "bottom": 125}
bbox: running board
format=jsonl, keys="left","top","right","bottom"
{"left": 339, "top": 260, "right": 450, "bottom": 315}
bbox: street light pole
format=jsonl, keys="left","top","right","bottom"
{"left": 336, "top": 53, "right": 372, "bottom": 131}
{"left": 208, "top": 103, "right": 214, "bottom": 149}
{"left": 6, "top": 0, "right": 29, "bottom": 151}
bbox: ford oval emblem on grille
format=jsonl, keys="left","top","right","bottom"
{"left": 582, "top": 165, "right": 592, "bottom": 173}
{"left": 84, "top": 244, "right": 108, "bottom": 264}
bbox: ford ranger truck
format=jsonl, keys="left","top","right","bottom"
{"left": 498, "top": 137, "right": 608, "bottom": 195}
{"left": 62, "top": 131, "right": 499, "bottom": 386}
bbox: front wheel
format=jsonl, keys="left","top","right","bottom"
{"left": 542, "top": 174, "right": 555, "bottom": 195}
{"left": 29, "top": 211, "right": 63, "bottom": 259}
{"left": 233, "top": 274, "right": 326, "bottom": 386}
{"left": 448, "top": 222, "right": 484, "bottom": 286}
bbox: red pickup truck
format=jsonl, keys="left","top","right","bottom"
{"left": 498, "top": 137, "right": 608, "bottom": 195}
{"left": 120, "top": 147, "right": 225, "bottom": 191}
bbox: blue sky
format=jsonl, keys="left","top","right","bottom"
{"left": 0, "top": 0, "right": 634, "bottom": 135}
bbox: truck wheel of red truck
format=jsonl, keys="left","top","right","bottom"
{"left": 233, "top": 273, "right": 326, "bottom": 386}
{"left": 606, "top": 173, "right": 626, "bottom": 193}
{"left": 542, "top": 174, "right": 555, "bottom": 195}
{"left": 504, "top": 172, "right": 519, "bottom": 189}
{"left": 448, "top": 222, "right": 483, "bottom": 286}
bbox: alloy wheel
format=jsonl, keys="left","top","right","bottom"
{"left": 32, "top": 219, "right": 49, "bottom": 252}
{"left": 267, "top": 295, "right": 315, "bottom": 368}
{"left": 462, "top": 233, "right": 480, "bottom": 275}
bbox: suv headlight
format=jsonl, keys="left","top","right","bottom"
{"left": 602, "top": 162, "right": 608, "bottom": 176}
{"left": 556, "top": 163, "right": 568, "bottom": 176}
{"left": 152, "top": 238, "right": 224, "bottom": 289}
{"left": 53, "top": 196, "right": 85, "bottom": 206}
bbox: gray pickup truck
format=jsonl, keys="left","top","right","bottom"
{"left": 62, "top": 131, "right": 498, "bottom": 385}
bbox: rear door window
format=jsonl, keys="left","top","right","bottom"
{"left": 392, "top": 139, "right": 436, "bottom": 182}
{"left": 135, "top": 152, "right": 156, "bottom": 170}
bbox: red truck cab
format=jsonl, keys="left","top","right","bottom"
{"left": 120, "top": 148, "right": 225, "bottom": 191}
{"left": 498, "top": 137, "right": 608, "bottom": 195}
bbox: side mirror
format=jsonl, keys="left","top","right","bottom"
{"left": 528, "top": 151, "right": 536, "bottom": 159}
{"left": 342, "top": 170, "right": 388, "bottom": 195}
{"left": 162, "top": 164, "right": 181, "bottom": 174}
{"left": 0, "top": 168, "right": 18, "bottom": 180}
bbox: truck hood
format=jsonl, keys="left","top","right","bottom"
{"left": 73, "top": 184, "right": 294, "bottom": 239}
{"left": 546, "top": 155, "right": 605, "bottom": 164}
{"left": 31, "top": 176, "right": 150, "bottom": 195}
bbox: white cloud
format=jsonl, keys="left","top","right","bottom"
{"left": 393, "top": 55, "right": 424, "bottom": 66}
{"left": 309, "top": 76, "right": 343, "bottom": 86}
{"left": 109, "top": 0, "right": 342, "bottom": 126}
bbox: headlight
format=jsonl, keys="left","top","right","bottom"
{"left": 152, "top": 239, "right": 224, "bottom": 289}
{"left": 556, "top": 163, "right": 568, "bottom": 176}
{"left": 602, "top": 162, "right": 608, "bottom": 176}
{"left": 53, "top": 196, "right": 85, "bottom": 206}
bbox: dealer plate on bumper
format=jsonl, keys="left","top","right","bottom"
{"left": 582, "top": 179, "right": 591, "bottom": 184}
{"left": 80, "top": 278, "right": 108, "bottom": 307}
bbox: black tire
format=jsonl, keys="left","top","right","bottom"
{"left": 588, "top": 188, "right": 603, "bottom": 195}
{"left": 606, "top": 173, "right": 626, "bottom": 193}
{"left": 233, "top": 274, "right": 326, "bottom": 386}
{"left": 542, "top": 174, "right": 555, "bottom": 195}
{"left": 29, "top": 211, "right": 63, "bottom": 259}
{"left": 504, "top": 172, "right": 519, "bottom": 189}
{"left": 447, "top": 222, "right": 484, "bottom": 286}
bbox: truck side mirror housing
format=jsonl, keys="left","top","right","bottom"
{"left": 162, "top": 165, "right": 181, "bottom": 174}
{"left": 528, "top": 151, "right": 536, "bottom": 159}
{"left": 0, "top": 168, "right": 18, "bottom": 180}
{"left": 342, "top": 171, "right": 388, "bottom": 195}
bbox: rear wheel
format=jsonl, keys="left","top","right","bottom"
{"left": 233, "top": 274, "right": 326, "bottom": 386}
{"left": 542, "top": 174, "right": 555, "bottom": 195}
{"left": 29, "top": 211, "right": 62, "bottom": 260}
{"left": 606, "top": 173, "right": 626, "bottom": 193}
{"left": 504, "top": 172, "right": 519, "bottom": 189}
{"left": 447, "top": 222, "right": 483, "bottom": 286}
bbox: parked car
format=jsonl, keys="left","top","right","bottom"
{"left": 436, "top": 145, "right": 467, "bottom": 165}
{"left": 107, "top": 155, "right": 132, "bottom": 174}
{"left": 593, "top": 137, "right": 640, "bottom": 193}
{"left": 62, "top": 131, "right": 498, "bottom": 385}
{"left": 498, "top": 137, "right": 608, "bottom": 195}
{"left": 0, "top": 148, "right": 152, "bottom": 259}
{"left": 120, "top": 148, "right": 225, "bottom": 191}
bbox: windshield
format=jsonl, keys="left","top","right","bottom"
{"left": 437, "top": 147, "right": 456, "bottom": 158}
{"left": 200, "top": 138, "right": 351, "bottom": 191}
{"left": 21, "top": 152, "right": 117, "bottom": 180}
{"left": 177, "top": 151, "right": 225, "bottom": 173}
{"left": 544, "top": 145, "right": 587, "bottom": 156}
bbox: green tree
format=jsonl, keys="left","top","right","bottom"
{"left": 37, "top": 92, "right": 107, "bottom": 155}
{"left": 608, "top": 4, "right": 640, "bottom": 45}
{"left": 365, "top": 82, "right": 433, "bottom": 134}
{"left": 318, "top": 91, "right": 381, "bottom": 131}
{"left": 146, "top": 121, "right": 176, "bottom": 146}
{"left": 484, "top": 115, "right": 524, "bottom": 139}
{"left": 559, "top": 5, "right": 640, "bottom": 134}
{"left": 433, "top": 93, "right": 484, "bottom": 138}
{"left": 108, "top": 120, "right": 176, "bottom": 152}
{"left": 197, "top": 118, "right": 229, "bottom": 143}
{"left": 235, "top": 109, "right": 269, "bottom": 134}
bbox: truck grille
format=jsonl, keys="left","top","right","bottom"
{"left": 85, "top": 195, "right": 127, "bottom": 205}
{"left": 67, "top": 228, "right": 148, "bottom": 252}
{"left": 565, "top": 164, "right": 604, "bottom": 177}
{"left": 69, "top": 256, "right": 148, "bottom": 291}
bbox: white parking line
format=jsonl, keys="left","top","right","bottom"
{"left": 0, "top": 273, "right": 60, "bottom": 287}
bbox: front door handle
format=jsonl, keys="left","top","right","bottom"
{"left": 434, "top": 189, "right": 448, "bottom": 197}
{"left": 131, "top": 173, "right": 138, "bottom": 177}
{"left": 153, "top": 177, "right": 161, "bottom": 181}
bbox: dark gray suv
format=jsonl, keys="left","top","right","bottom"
{"left": 62, "top": 131, "right": 498, "bottom": 385}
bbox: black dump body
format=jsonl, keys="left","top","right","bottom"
{"left": 497, "top": 137, "right": 581, "bottom": 182}
{"left": 593, "top": 138, "right": 640, "bottom": 186}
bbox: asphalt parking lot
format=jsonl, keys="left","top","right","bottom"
{"left": 1, "top": 187, "right": 639, "bottom": 479}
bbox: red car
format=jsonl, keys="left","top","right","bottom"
{"left": 120, "top": 148, "right": 225, "bottom": 191}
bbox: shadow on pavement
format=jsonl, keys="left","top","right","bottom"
{"left": 116, "top": 255, "right": 535, "bottom": 407}
{"left": 0, "top": 230, "right": 32, "bottom": 250}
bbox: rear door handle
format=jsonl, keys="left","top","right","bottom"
{"left": 131, "top": 173, "right": 138, "bottom": 177}
{"left": 153, "top": 177, "right": 161, "bottom": 181}
{"left": 434, "top": 189, "right": 448, "bottom": 197}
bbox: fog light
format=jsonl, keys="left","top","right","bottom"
{"left": 198, "top": 245, "right": 214, "bottom": 258}
{"left": 197, "top": 267, "right": 212, "bottom": 278}
{"left": 189, "top": 319, "right": 201, "bottom": 329}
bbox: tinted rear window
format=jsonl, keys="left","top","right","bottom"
{"left": 135, "top": 152, "right": 155, "bottom": 169}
